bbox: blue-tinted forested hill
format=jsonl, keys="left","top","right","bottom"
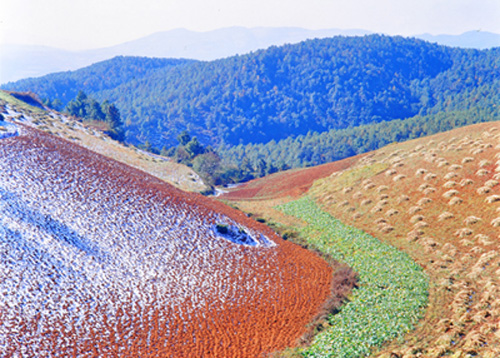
{"left": 3, "top": 35, "right": 499, "bottom": 183}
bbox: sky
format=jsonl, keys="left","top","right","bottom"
{"left": 1, "top": 0, "right": 499, "bottom": 50}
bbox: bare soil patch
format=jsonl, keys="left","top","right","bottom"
{"left": 219, "top": 154, "right": 363, "bottom": 201}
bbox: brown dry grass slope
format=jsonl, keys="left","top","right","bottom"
{"left": 224, "top": 120, "right": 500, "bottom": 357}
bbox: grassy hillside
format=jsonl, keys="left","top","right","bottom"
{"left": 221, "top": 119, "right": 500, "bottom": 357}
{"left": 0, "top": 90, "right": 209, "bottom": 192}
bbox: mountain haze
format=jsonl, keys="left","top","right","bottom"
{"left": 1, "top": 27, "right": 498, "bottom": 84}
{"left": 417, "top": 30, "right": 500, "bottom": 49}
{"left": 0, "top": 27, "right": 370, "bottom": 84}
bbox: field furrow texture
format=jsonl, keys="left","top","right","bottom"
{"left": 0, "top": 124, "right": 332, "bottom": 357}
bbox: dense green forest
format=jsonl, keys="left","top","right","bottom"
{"left": 3, "top": 35, "right": 499, "bottom": 185}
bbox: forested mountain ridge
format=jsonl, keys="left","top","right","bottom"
{"left": 3, "top": 35, "right": 499, "bottom": 157}
{"left": 2, "top": 28, "right": 498, "bottom": 84}
{"left": 3, "top": 57, "right": 194, "bottom": 109}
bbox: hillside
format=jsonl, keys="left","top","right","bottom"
{"left": 0, "top": 106, "right": 337, "bottom": 356}
{"left": 220, "top": 120, "right": 500, "bottom": 357}
{"left": 0, "top": 90, "right": 208, "bottom": 193}
{"left": 218, "top": 106, "right": 500, "bottom": 173}
{"left": 3, "top": 35, "right": 499, "bottom": 153}
{"left": 0, "top": 28, "right": 370, "bottom": 85}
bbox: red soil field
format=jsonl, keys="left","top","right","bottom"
{"left": 219, "top": 155, "right": 363, "bottom": 201}
{"left": 0, "top": 125, "right": 332, "bottom": 357}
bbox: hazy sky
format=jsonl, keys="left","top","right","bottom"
{"left": 1, "top": 0, "right": 499, "bottom": 50}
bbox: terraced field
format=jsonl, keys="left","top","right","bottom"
{"left": 0, "top": 123, "right": 333, "bottom": 357}
{"left": 221, "top": 121, "right": 500, "bottom": 357}
{"left": 277, "top": 197, "right": 428, "bottom": 357}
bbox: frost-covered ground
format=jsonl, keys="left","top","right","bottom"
{"left": 0, "top": 120, "right": 18, "bottom": 139}
{"left": 1, "top": 102, "right": 208, "bottom": 192}
{"left": 0, "top": 125, "right": 331, "bottom": 357}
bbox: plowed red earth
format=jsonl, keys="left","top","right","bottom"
{"left": 0, "top": 125, "right": 332, "bottom": 357}
{"left": 220, "top": 155, "right": 363, "bottom": 201}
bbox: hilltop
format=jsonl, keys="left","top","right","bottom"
{"left": 1, "top": 27, "right": 498, "bottom": 84}
{"left": 221, "top": 119, "right": 500, "bottom": 357}
{"left": 0, "top": 27, "right": 369, "bottom": 84}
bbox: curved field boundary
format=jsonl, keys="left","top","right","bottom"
{"left": 277, "top": 197, "right": 428, "bottom": 357}
{"left": 219, "top": 155, "right": 363, "bottom": 201}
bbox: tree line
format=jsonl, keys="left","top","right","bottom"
{"left": 59, "top": 90, "right": 124, "bottom": 141}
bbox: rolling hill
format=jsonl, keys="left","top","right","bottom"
{"left": 220, "top": 119, "right": 500, "bottom": 357}
{"left": 0, "top": 92, "right": 337, "bottom": 357}
{"left": 0, "top": 27, "right": 370, "bottom": 85}
{"left": 2, "top": 29, "right": 500, "bottom": 356}
{"left": 1, "top": 57, "right": 193, "bottom": 108}
{"left": 3, "top": 35, "right": 499, "bottom": 165}
{"left": 0, "top": 90, "right": 208, "bottom": 192}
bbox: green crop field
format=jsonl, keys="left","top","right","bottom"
{"left": 277, "top": 197, "right": 429, "bottom": 357}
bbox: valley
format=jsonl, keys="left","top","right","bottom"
{"left": 1, "top": 30, "right": 499, "bottom": 357}
{"left": 4, "top": 36, "right": 499, "bottom": 187}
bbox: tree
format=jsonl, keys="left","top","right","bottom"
{"left": 43, "top": 98, "right": 63, "bottom": 111}
{"left": 185, "top": 137, "right": 205, "bottom": 158}
{"left": 66, "top": 98, "right": 85, "bottom": 118}
{"left": 103, "top": 101, "right": 122, "bottom": 128}
{"left": 192, "top": 152, "right": 222, "bottom": 186}
{"left": 88, "top": 100, "right": 105, "bottom": 121}
{"left": 174, "top": 146, "right": 191, "bottom": 164}
{"left": 177, "top": 131, "right": 191, "bottom": 146}
{"left": 255, "top": 158, "right": 267, "bottom": 177}
{"left": 76, "top": 90, "right": 87, "bottom": 102}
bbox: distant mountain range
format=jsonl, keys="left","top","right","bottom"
{"left": 1, "top": 27, "right": 499, "bottom": 84}
{"left": 417, "top": 31, "right": 500, "bottom": 49}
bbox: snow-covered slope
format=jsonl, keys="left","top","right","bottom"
{"left": 0, "top": 121, "right": 332, "bottom": 356}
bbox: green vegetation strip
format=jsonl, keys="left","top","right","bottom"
{"left": 277, "top": 197, "right": 428, "bottom": 357}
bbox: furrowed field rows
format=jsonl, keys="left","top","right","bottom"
{"left": 310, "top": 122, "right": 500, "bottom": 356}
{"left": 0, "top": 124, "right": 332, "bottom": 357}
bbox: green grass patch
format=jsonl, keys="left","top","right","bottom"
{"left": 276, "top": 197, "right": 428, "bottom": 357}
{"left": 316, "top": 163, "right": 388, "bottom": 194}
{"left": 0, "top": 90, "right": 44, "bottom": 114}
